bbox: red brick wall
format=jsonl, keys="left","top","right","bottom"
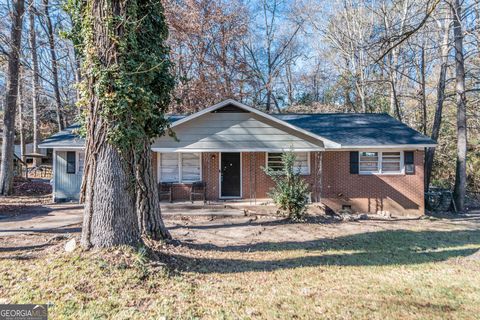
{"left": 200, "top": 152, "right": 309, "bottom": 200}
{"left": 321, "top": 150, "right": 425, "bottom": 216}
{"left": 241, "top": 152, "right": 318, "bottom": 200}
{"left": 153, "top": 151, "right": 425, "bottom": 216}
{"left": 202, "top": 152, "right": 220, "bottom": 200}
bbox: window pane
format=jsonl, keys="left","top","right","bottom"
{"left": 360, "top": 152, "right": 378, "bottom": 162}
{"left": 66, "top": 151, "right": 76, "bottom": 174}
{"left": 78, "top": 152, "right": 85, "bottom": 174}
{"left": 267, "top": 153, "right": 283, "bottom": 171}
{"left": 359, "top": 161, "right": 378, "bottom": 172}
{"left": 160, "top": 153, "right": 179, "bottom": 182}
{"left": 294, "top": 152, "right": 309, "bottom": 174}
{"left": 268, "top": 152, "right": 309, "bottom": 174}
{"left": 181, "top": 153, "right": 201, "bottom": 182}
{"left": 359, "top": 152, "right": 378, "bottom": 173}
{"left": 381, "top": 152, "right": 401, "bottom": 173}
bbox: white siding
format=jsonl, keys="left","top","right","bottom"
{"left": 54, "top": 151, "right": 82, "bottom": 201}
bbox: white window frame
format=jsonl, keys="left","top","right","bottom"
{"left": 157, "top": 152, "right": 202, "bottom": 183}
{"left": 359, "top": 150, "right": 404, "bottom": 175}
{"left": 265, "top": 152, "right": 311, "bottom": 175}
{"left": 76, "top": 151, "right": 85, "bottom": 175}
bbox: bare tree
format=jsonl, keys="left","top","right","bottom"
{"left": 164, "top": 0, "right": 248, "bottom": 113}
{"left": 243, "top": 0, "right": 304, "bottom": 112}
{"left": 380, "top": 0, "right": 412, "bottom": 121}
{"left": 0, "top": 0, "right": 25, "bottom": 195}
{"left": 425, "top": 9, "right": 451, "bottom": 191}
{"left": 42, "top": 0, "right": 63, "bottom": 131}
{"left": 451, "top": 0, "right": 467, "bottom": 211}
{"left": 17, "top": 68, "right": 25, "bottom": 162}
{"left": 323, "top": 0, "right": 377, "bottom": 112}
{"left": 29, "top": 0, "right": 41, "bottom": 166}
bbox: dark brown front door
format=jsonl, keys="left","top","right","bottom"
{"left": 220, "top": 152, "right": 241, "bottom": 197}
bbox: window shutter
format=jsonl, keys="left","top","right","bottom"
{"left": 404, "top": 151, "right": 415, "bottom": 174}
{"left": 350, "top": 151, "right": 359, "bottom": 174}
{"left": 66, "top": 151, "right": 76, "bottom": 174}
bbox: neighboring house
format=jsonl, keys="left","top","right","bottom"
{"left": 14, "top": 143, "right": 48, "bottom": 160}
{"left": 0, "top": 143, "right": 47, "bottom": 160}
{"left": 39, "top": 99, "right": 436, "bottom": 216}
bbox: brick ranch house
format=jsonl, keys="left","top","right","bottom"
{"left": 39, "top": 99, "right": 436, "bottom": 216}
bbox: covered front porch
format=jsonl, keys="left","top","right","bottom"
{"left": 153, "top": 151, "right": 325, "bottom": 203}
{"left": 150, "top": 100, "right": 327, "bottom": 203}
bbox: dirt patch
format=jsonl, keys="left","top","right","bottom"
{"left": 12, "top": 177, "right": 52, "bottom": 196}
{"left": 0, "top": 179, "right": 52, "bottom": 216}
{"left": 164, "top": 214, "right": 479, "bottom": 249}
{"left": 0, "top": 232, "right": 70, "bottom": 260}
{"left": 2, "top": 212, "right": 479, "bottom": 263}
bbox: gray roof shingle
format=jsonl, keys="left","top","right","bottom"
{"left": 272, "top": 113, "right": 436, "bottom": 147}
{"left": 39, "top": 113, "right": 435, "bottom": 148}
{"left": 38, "top": 124, "right": 85, "bottom": 148}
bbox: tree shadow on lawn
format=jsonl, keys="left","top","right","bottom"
{"left": 167, "top": 229, "right": 480, "bottom": 273}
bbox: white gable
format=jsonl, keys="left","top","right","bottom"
{"left": 152, "top": 106, "right": 325, "bottom": 152}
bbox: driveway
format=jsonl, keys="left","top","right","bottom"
{"left": 0, "top": 204, "right": 83, "bottom": 236}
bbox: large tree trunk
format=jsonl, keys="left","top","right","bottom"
{"left": 80, "top": 0, "right": 141, "bottom": 249}
{"left": 81, "top": 137, "right": 141, "bottom": 248}
{"left": 135, "top": 138, "right": 171, "bottom": 240}
{"left": 425, "top": 16, "right": 451, "bottom": 191}
{"left": 43, "top": 0, "right": 63, "bottom": 131}
{"left": 452, "top": 0, "right": 467, "bottom": 212}
{"left": 0, "top": 0, "right": 25, "bottom": 196}
{"left": 29, "top": 4, "right": 41, "bottom": 167}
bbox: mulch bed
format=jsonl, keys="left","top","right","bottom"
{"left": 0, "top": 178, "right": 52, "bottom": 215}
{"left": 12, "top": 177, "right": 52, "bottom": 196}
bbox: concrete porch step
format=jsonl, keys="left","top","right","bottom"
{"left": 159, "top": 199, "right": 276, "bottom": 216}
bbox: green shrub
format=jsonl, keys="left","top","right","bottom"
{"left": 263, "top": 151, "right": 310, "bottom": 220}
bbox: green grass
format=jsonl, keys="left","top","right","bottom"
{"left": 1, "top": 228, "right": 480, "bottom": 319}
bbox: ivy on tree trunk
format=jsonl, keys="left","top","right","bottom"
{"left": 74, "top": 0, "right": 174, "bottom": 248}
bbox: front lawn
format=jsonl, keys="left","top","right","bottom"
{"left": 0, "top": 215, "right": 479, "bottom": 319}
